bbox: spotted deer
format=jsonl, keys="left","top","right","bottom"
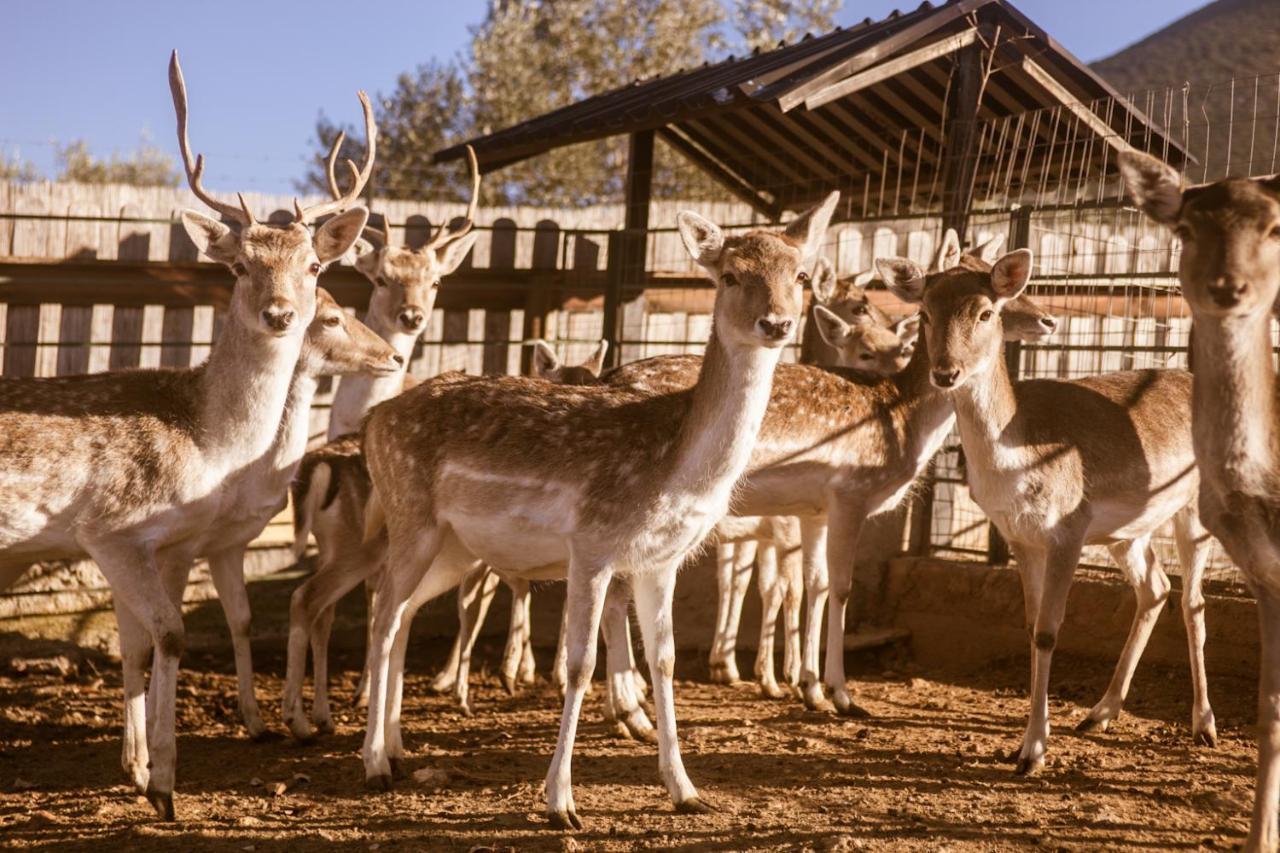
{"left": 1120, "top": 150, "right": 1280, "bottom": 852}
{"left": 356, "top": 194, "right": 837, "bottom": 828}
{"left": 0, "top": 51, "right": 372, "bottom": 819}
{"left": 702, "top": 232, "right": 1062, "bottom": 707}
{"left": 875, "top": 242, "right": 1215, "bottom": 779}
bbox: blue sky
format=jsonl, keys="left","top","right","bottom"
{"left": 1, "top": 0, "right": 1207, "bottom": 195}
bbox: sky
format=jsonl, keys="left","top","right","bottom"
{"left": 0, "top": 0, "right": 1209, "bottom": 195}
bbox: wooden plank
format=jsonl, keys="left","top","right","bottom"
{"left": 57, "top": 305, "right": 92, "bottom": 375}
{"left": 658, "top": 127, "right": 780, "bottom": 219}
{"left": 109, "top": 306, "right": 143, "bottom": 370}
{"left": 88, "top": 305, "right": 114, "bottom": 373}
{"left": 1019, "top": 57, "right": 1127, "bottom": 154}
{"left": 3, "top": 305, "right": 39, "bottom": 377}
{"left": 35, "top": 304, "right": 61, "bottom": 377}
{"left": 803, "top": 29, "right": 977, "bottom": 110}
{"left": 161, "top": 306, "right": 195, "bottom": 368}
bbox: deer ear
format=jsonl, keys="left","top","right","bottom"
{"left": 435, "top": 232, "right": 478, "bottom": 277}
{"left": 181, "top": 210, "right": 239, "bottom": 265}
{"left": 991, "top": 249, "right": 1033, "bottom": 301}
{"left": 677, "top": 211, "right": 724, "bottom": 267}
{"left": 892, "top": 313, "right": 922, "bottom": 346}
{"left": 785, "top": 191, "right": 840, "bottom": 265}
{"left": 936, "top": 229, "right": 962, "bottom": 271}
{"left": 811, "top": 304, "right": 852, "bottom": 349}
{"left": 875, "top": 257, "right": 927, "bottom": 303}
{"left": 583, "top": 339, "right": 608, "bottom": 376}
{"left": 974, "top": 232, "right": 1006, "bottom": 263}
{"left": 1118, "top": 150, "right": 1183, "bottom": 226}
{"left": 530, "top": 340, "right": 560, "bottom": 377}
{"left": 350, "top": 236, "right": 382, "bottom": 275}
{"left": 811, "top": 256, "right": 837, "bottom": 303}
{"left": 315, "top": 207, "right": 370, "bottom": 264}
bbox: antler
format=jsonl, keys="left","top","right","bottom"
{"left": 295, "top": 90, "right": 377, "bottom": 224}
{"left": 422, "top": 145, "right": 481, "bottom": 252}
{"left": 169, "top": 50, "right": 254, "bottom": 227}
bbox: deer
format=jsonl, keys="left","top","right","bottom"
{"left": 151, "top": 288, "right": 398, "bottom": 741}
{"left": 701, "top": 234, "right": 1062, "bottom": 706}
{"left": 281, "top": 339, "right": 626, "bottom": 738}
{"left": 873, "top": 240, "right": 1216, "bottom": 779}
{"left": 0, "top": 50, "right": 372, "bottom": 820}
{"left": 355, "top": 194, "right": 837, "bottom": 829}
{"left": 290, "top": 140, "right": 482, "bottom": 712}
{"left": 1119, "top": 150, "right": 1280, "bottom": 852}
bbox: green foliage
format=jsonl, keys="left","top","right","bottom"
{"left": 54, "top": 138, "right": 180, "bottom": 187}
{"left": 301, "top": 0, "right": 843, "bottom": 205}
{"left": 0, "top": 150, "right": 40, "bottom": 183}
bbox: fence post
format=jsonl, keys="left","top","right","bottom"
{"left": 985, "top": 206, "right": 1033, "bottom": 567}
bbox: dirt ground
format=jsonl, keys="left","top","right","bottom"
{"left": 0, "top": 629, "right": 1264, "bottom": 852}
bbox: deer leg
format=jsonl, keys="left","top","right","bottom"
{"left": 430, "top": 564, "right": 492, "bottom": 694}
{"left": 754, "top": 543, "right": 786, "bottom": 699}
{"left": 309, "top": 597, "right": 338, "bottom": 735}
{"left": 708, "top": 542, "right": 737, "bottom": 683}
{"left": 799, "top": 517, "right": 831, "bottom": 711}
{"left": 501, "top": 576, "right": 532, "bottom": 694}
{"left": 553, "top": 600, "right": 570, "bottom": 696}
{"left": 1174, "top": 506, "right": 1217, "bottom": 746}
{"left": 1078, "top": 536, "right": 1169, "bottom": 735}
{"left": 1016, "top": 536, "right": 1082, "bottom": 776}
{"left": 89, "top": 539, "right": 185, "bottom": 821}
{"left": 517, "top": 582, "right": 537, "bottom": 686}
{"left": 363, "top": 526, "right": 449, "bottom": 789}
{"left": 602, "top": 579, "right": 655, "bottom": 742}
{"left": 781, "top": 535, "right": 804, "bottom": 694}
{"left": 721, "top": 540, "right": 755, "bottom": 684}
{"left": 353, "top": 581, "right": 376, "bottom": 710}
{"left": 206, "top": 545, "right": 267, "bottom": 740}
{"left": 453, "top": 568, "right": 500, "bottom": 715}
{"left": 625, "top": 616, "right": 649, "bottom": 701}
{"left": 633, "top": 563, "right": 708, "bottom": 815}
{"left": 544, "top": 561, "right": 613, "bottom": 831}
{"left": 114, "top": 598, "right": 151, "bottom": 794}
{"left": 823, "top": 508, "right": 869, "bottom": 717}
{"left": 1245, "top": 587, "right": 1280, "bottom": 853}
{"left": 284, "top": 547, "right": 377, "bottom": 742}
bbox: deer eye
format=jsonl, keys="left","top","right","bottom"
{"left": 721, "top": 273, "right": 739, "bottom": 287}
{"left": 1174, "top": 224, "right": 1194, "bottom": 242}
{"left": 1270, "top": 224, "right": 1280, "bottom": 241}
{"left": 374, "top": 276, "right": 388, "bottom": 288}
{"left": 859, "top": 352, "right": 874, "bottom": 361}
{"left": 853, "top": 304, "right": 869, "bottom": 316}
{"left": 797, "top": 271, "right": 810, "bottom": 285}
{"left": 978, "top": 309, "right": 994, "bottom": 322}
{"left": 309, "top": 262, "right": 323, "bottom": 276}
{"left": 231, "top": 262, "right": 247, "bottom": 277}
{"left": 323, "top": 315, "right": 341, "bottom": 328}
{"left": 431, "top": 279, "right": 441, "bottom": 290}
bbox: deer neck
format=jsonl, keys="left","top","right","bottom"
{"left": 196, "top": 319, "right": 304, "bottom": 469}
{"left": 948, "top": 344, "right": 1022, "bottom": 469}
{"left": 885, "top": 333, "right": 957, "bottom": 472}
{"left": 270, "top": 369, "right": 322, "bottom": 479}
{"left": 1190, "top": 310, "right": 1280, "bottom": 495}
{"left": 328, "top": 312, "right": 416, "bottom": 438}
{"left": 664, "top": 328, "right": 781, "bottom": 510}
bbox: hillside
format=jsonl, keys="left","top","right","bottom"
{"left": 1090, "top": 0, "right": 1280, "bottom": 178}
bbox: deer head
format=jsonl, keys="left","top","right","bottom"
{"left": 811, "top": 304, "right": 919, "bottom": 375}
{"left": 878, "top": 249, "right": 1034, "bottom": 390}
{"left": 679, "top": 192, "right": 839, "bottom": 349}
{"left": 810, "top": 256, "right": 894, "bottom": 328}
{"left": 299, "top": 289, "right": 403, "bottom": 378}
{"left": 530, "top": 340, "right": 608, "bottom": 385}
{"left": 343, "top": 147, "right": 481, "bottom": 339}
{"left": 169, "top": 50, "right": 371, "bottom": 339}
{"left": 1119, "top": 149, "right": 1280, "bottom": 318}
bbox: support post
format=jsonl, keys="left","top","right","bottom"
{"left": 939, "top": 39, "right": 986, "bottom": 235}
{"left": 603, "top": 130, "right": 654, "bottom": 369}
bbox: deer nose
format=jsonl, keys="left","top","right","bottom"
{"left": 1039, "top": 316, "right": 1058, "bottom": 332}
{"left": 398, "top": 308, "right": 425, "bottom": 331}
{"left": 391, "top": 354, "right": 405, "bottom": 367}
{"left": 1208, "top": 279, "right": 1248, "bottom": 307}
{"left": 261, "top": 303, "right": 295, "bottom": 333}
{"left": 756, "top": 317, "right": 794, "bottom": 341}
{"left": 932, "top": 367, "right": 960, "bottom": 388}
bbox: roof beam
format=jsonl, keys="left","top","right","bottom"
{"left": 801, "top": 28, "right": 978, "bottom": 111}
{"left": 658, "top": 127, "right": 781, "bottom": 220}
{"left": 1018, "top": 56, "right": 1125, "bottom": 154}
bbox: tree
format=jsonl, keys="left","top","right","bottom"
{"left": 296, "top": 60, "right": 473, "bottom": 201}
{"left": 732, "top": 0, "right": 842, "bottom": 54}
{"left": 0, "top": 149, "right": 39, "bottom": 183}
{"left": 54, "top": 137, "right": 179, "bottom": 187}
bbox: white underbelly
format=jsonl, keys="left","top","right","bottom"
{"left": 444, "top": 510, "right": 570, "bottom": 572}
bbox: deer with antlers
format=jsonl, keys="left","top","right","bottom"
{"left": 0, "top": 51, "right": 373, "bottom": 819}
{"left": 1120, "top": 150, "right": 1280, "bottom": 852}
{"left": 873, "top": 238, "right": 1216, "bottom": 777}
{"left": 355, "top": 195, "right": 837, "bottom": 828}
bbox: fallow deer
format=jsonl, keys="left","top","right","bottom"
{"left": 701, "top": 233, "right": 1062, "bottom": 708}
{"left": 0, "top": 51, "right": 372, "bottom": 819}
{"left": 875, "top": 243, "right": 1215, "bottom": 777}
{"left": 1120, "top": 149, "right": 1280, "bottom": 852}
{"left": 357, "top": 195, "right": 838, "bottom": 828}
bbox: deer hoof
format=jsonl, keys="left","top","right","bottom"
{"left": 676, "top": 796, "right": 716, "bottom": 815}
{"left": 365, "top": 773, "right": 393, "bottom": 792}
{"left": 1194, "top": 727, "right": 1218, "bottom": 748}
{"left": 500, "top": 672, "right": 518, "bottom": 696}
{"left": 1014, "top": 755, "right": 1044, "bottom": 776}
{"left": 314, "top": 718, "right": 336, "bottom": 736}
{"left": 145, "top": 786, "right": 175, "bottom": 822}
{"left": 250, "top": 728, "right": 284, "bottom": 743}
{"left": 837, "top": 701, "right": 872, "bottom": 719}
{"left": 546, "top": 808, "right": 583, "bottom": 831}
{"left": 388, "top": 758, "right": 404, "bottom": 779}
{"left": 1074, "top": 715, "right": 1107, "bottom": 734}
